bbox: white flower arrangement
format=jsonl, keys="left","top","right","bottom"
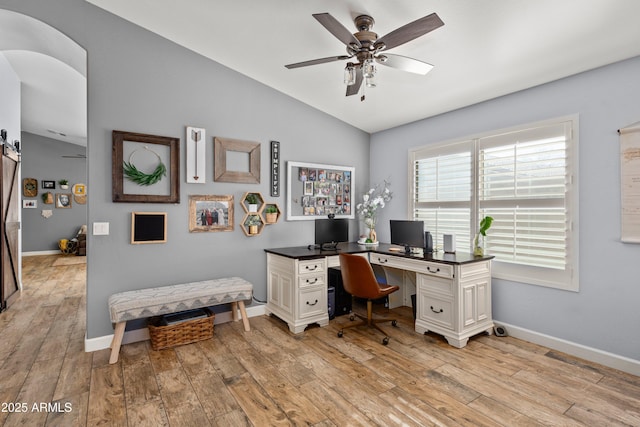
{"left": 356, "top": 180, "right": 392, "bottom": 230}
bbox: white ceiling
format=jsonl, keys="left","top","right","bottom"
{"left": 86, "top": 0, "right": 640, "bottom": 133}
{"left": 3, "top": 1, "right": 640, "bottom": 147}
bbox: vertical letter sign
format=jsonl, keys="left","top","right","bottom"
{"left": 271, "top": 141, "right": 280, "bottom": 197}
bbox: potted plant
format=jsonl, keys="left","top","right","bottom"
{"left": 245, "top": 215, "right": 262, "bottom": 235}
{"left": 59, "top": 179, "right": 69, "bottom": 190}
{"left": 473, "top": 216, "right": 494, "bottom": 256}
{"left": 245, "top": 193, "right": 259, "bottom": 212}
{"left": 41, "top": 192, "right": 54, "bottom": 204}
{"left": 264, "top": 205, "right": 278, "bottom": 224}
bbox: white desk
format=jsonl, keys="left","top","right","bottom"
{"left": 265, "top": 242, "right": 494, "bottom": 348}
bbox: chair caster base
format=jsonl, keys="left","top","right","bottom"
{"left": 337, "top": 330, "right": 343, "bottom": 338}
{"left": 382, "top": 336, "right": 389, "bottom": 345}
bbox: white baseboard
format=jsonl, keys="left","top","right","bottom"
{"left": 495, "top": 321, "right": 640, "bottom": 376}
{"left": 84, "top": 304, "right": 266, "bottom": 353}
{"left": 23, "top": 250, "right": 60, "bottom": 256}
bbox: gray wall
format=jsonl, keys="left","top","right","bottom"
{"left": 371, "top": 56, "right": 640, "bottom": 360}
{"left": 0, "top": 0, "right": 370, "bottom": 339}
{"left": 20, "top": 132, "right": 87, "bottom": 252}
{"left": 0, "top": 53, "right": 20, "bottom": 152}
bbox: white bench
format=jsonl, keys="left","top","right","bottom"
{"left": 107, "top": 277, "right": 253, "bottom": 364}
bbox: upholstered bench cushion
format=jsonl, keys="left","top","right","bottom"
{"left": 108, "top": 277, "right": 253, "bottom": 323}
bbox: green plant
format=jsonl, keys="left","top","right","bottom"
{"left": 58, "top": 179, "right": 69, "bottom": 186}
{"left": 478, "top": 216, "right": 494, "bottom": 236}
{"left": 122, "top": 161, "right": 166, "bottom": 186}
{"left": 265, "top": 205, "right": 277, "bottom": 214}
{"left": 245, "top": 215, "right": 262, "bottom": 226}
{"left": 245, "top": 193, "right": 259, "bottom": 204}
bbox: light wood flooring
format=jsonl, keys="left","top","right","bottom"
{"left": 1, "top": 254, "right": 639, "bottom": 426}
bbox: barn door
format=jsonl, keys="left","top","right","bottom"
{"left": 1, "top": 146, "right": 20, "bottom": 311}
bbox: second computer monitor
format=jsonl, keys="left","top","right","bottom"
{"left": 315, "top": 218, "right": 349, "bottom": 250}
{"left": 390, "top": 220, "right": 425, "bottom": 253}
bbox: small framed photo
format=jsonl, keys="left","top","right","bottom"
{"left": 42, "top": 180, "right": 55, "bottom": 189}
{"left": 23, "top": 199, "right": 37, "bottom": 209}
{"left": 56, "top": 193, "right": 72, "bottom": 208}
{"left": 189, "top": 195, "right": 234, "bottom": 232}
{"left": 303, "top": 181, "right": 314, "bottom": 196}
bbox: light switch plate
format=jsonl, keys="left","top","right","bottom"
{"left": 93, "top": 222, "right": 109, "bottom": 236}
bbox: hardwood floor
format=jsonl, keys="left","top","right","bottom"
{"left": 1, "top": 254, "right": 639, "bottom": 426}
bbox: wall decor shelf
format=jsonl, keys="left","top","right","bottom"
{"left": 264, "top": 203, "right": 281, "bottom": 225}
{"left": 240, "top": 191, "right": 265, "bottom": 214}
{"left": 241, "top": 213, "right": 265, "bottom": 236}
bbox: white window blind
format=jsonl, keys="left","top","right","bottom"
{"left": 412, "top": 142, "right": 472, "bottom": 250}
{"left": 410, "top": 117, "right": 578, "bottom": 291}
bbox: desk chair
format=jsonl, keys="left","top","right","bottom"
{"left": 338, "top": 253, "right": 400, "bottom": 345}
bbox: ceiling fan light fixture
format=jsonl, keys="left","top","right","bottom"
{"left": 344, "top": 63, "right": 356, "bottom": 85}
{"left": 362, "top": 58, "right": 376, "bottom": 78}
{"left": 365, "top": 75, "right": 377, "bottom": 88}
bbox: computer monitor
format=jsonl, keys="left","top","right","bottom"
{"left": 315, "top": 219, "right": 349, "bottom": 250}
{"left": 390, "top": 220, "right": 425, "bottom": 254}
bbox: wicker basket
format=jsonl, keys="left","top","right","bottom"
{"left": 148, "top": 309, "right": 214, "bottom": 350}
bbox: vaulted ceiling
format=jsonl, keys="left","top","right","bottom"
{"left": 3, "top": 1, "right": 640, "bottom": 147}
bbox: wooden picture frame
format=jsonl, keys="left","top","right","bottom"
{"left": 56, "top": 193, "right": 72, "bottom": 209}
{"left": 214, "top": 137, "right": 260, "bottom": 183}
{"left": 131, "top": 212, "right": 167, "bottom": 244}
{"left": 112, "top": 130, "right": 180, "bottom": 203}
{"left": 189, "top": 195, "right": 234, "bottom": 232}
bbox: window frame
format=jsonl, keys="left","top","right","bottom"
{"left": 409, "top": 115, "right": 579, "bottom": 291}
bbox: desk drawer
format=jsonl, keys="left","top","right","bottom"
{"left": 418, "top": 274, "right": 453, "bottom": 297}
{"left": 298, "top": 259, "right": 325, "bottom": 275}
{"left": 299, "top": 286, "right": 325, "bottom": 318}
{"left": 299, "top": 274, "right": 325, "bottom": 288}
{"left": 419, "top": 292, "right": 454, "bottom": 330}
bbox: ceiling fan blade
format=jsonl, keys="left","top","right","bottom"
{"left": 313, "top": 13, "right": 362, "bottom": 48}
{"left": 285, "top": 55, "right": 350, "bottom": 69}
{"left": 346, "top": 67, "right": 363, "bottom": 96}
{"left": 376, "top": 13, "right": 444, "bottom": 51}
{"left": 376, "top": 54, "right": 434, "bottom": 75}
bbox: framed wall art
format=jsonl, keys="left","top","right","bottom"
{"left": 270, "top": 140, "right": 280, "bottom": 196}
{"left": 131, "top": 212, "right": 167, "bottom": 244}
{"left": 112, "top": 130, "right": 180, "bottom": 203}
{"left": 214, "top": 137, "right": 260, "bottom": 184}
{"left": 56, "top": 193, "right": 72, "bottom": 208}
{"left": 42, "top": 180, "right": 55, "bottom": 189}
{"left": 286, "top": 161, "right": 355, "bottom": 220}
{"left": 189, "top": 195, "right": 234, "bottom": 232}
{"left": 186, "top": 126, "right": 206, "bottom": 184}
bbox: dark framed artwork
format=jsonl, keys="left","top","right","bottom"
{"left": 270, "top": 140, "right": 280, "bottom": 196}
{"left": 42, "top": 180, "right": 55, "bottom": 189}
{"left": 131, "top": 212, "right": 167, "bottom": 244}
{"left": 213, "top": 137, "right": 260, "bottom": 184}
{"left": 189, "top": 195, "right": 234, "bottom": 232}
{"left": 112, "top": 130, "right": 180, "bottom": 203}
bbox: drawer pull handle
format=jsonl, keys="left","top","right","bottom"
{"left": 430, "top": 306, "right": 443, "bottom": 314}
{"left": 427, "top": 267, "right": 440, "bottom": 273}
{"left": 305, "top": 265, "right": 318, "bottom": 271}
{"left": 306, "top": 278, "right": 318, "bottom": 284}
{"left": 306, "top": 299, "right": 319, "bottom": 306}
{"left": 377, "top": 258, "right": 388, "bottom": 264}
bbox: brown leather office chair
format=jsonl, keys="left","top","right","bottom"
{"left": 338, "top": 253, "right": 400, "bottom": 345}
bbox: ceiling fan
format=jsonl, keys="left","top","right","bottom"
{"left": 285, "top": 12, "right": 444, "bottom": 99}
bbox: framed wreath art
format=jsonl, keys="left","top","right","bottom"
{"left": 112, "top": 130, "right": 180, "bottom": 203}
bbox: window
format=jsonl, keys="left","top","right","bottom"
{"left": 410, "top": 116, "right": 578, "bottom": 291}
